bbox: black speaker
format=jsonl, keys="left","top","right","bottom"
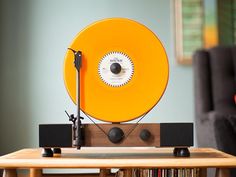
{"left": 39, "top": 124, "right": 72, "bottom": 147}
{"left": 160, "top": 123, "right": 193, "bottom": 147}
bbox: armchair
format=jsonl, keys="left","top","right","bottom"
{"left": 193, "top": 45, "right": 236, "bottom": 177}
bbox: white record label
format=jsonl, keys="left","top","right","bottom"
{"left": 98, "top": 52, "right": 134, "bottom": 87}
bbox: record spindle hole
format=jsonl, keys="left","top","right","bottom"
{"left": 110, "top": 63, "right": 122, "bottom": 74}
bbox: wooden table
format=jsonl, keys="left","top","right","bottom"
{"left": 0, "top": 148, "right": 235, "bottom": 177}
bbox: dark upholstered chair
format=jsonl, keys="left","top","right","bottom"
{"left": 193, "top": 45, "right": 236, "bottom": 177}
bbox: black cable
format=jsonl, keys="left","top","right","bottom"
{"left": 83, "top": 111, "right": 109, "bottom": 137}
{"left": 83, "top": 108, "right": 151, "bottom": 140}
{"left": 123, "top": 111, "right": 149, "bottom": 140}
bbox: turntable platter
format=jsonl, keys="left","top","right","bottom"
{"left": 64, "top": 18, "right": 169, "bottom": 122}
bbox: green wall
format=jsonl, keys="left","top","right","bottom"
{"left": 0, "top": 0, "right": 193, "bottom": 154}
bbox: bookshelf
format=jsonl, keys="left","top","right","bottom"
{"left": 0, "top": 148, "right": 235, "bottom": 177}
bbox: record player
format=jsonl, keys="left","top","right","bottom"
{"left": 39, "top": 18, "right": 193, "bottom": 157}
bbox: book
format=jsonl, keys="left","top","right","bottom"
{"left": 115, "top": 168, "right": 201, "bottom": 177}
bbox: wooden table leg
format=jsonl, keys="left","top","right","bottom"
{"left": 30, "top": 169, "right": 42, "bottom": 177}
{"left": 3, "top": 169, "right": 17, "bottom": 177}
{"left": 215, "top": 168, "right": 230, "bottom": 177}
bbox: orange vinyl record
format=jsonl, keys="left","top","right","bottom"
{"left": 64, "top": 18, "right": 169, "bottom": 123}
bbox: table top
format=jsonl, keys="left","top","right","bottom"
{"left": 0, "top": 148, "right": 236, "bottom": 169}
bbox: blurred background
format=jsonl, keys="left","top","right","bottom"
{"left": 0, "top": 0, "right": 235, "bottom": 156}
{"left": 0, "top": 0, "right": 190, "bottom": 154}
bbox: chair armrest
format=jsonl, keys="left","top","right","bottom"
{"left": 193, "top": 50, "right": 213, "bottom": 114}
{"left": 214, "top": 114, "right": 236, "bottom": 156}
{"left": 214, "top": 114, "right": 236, "bottom": 177}
{"left": 195, "top": 111, "right": 232, "bottom": 149}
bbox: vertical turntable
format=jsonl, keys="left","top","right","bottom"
{"left": 39, "top": 18, "right": 193, "bottom": 157}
